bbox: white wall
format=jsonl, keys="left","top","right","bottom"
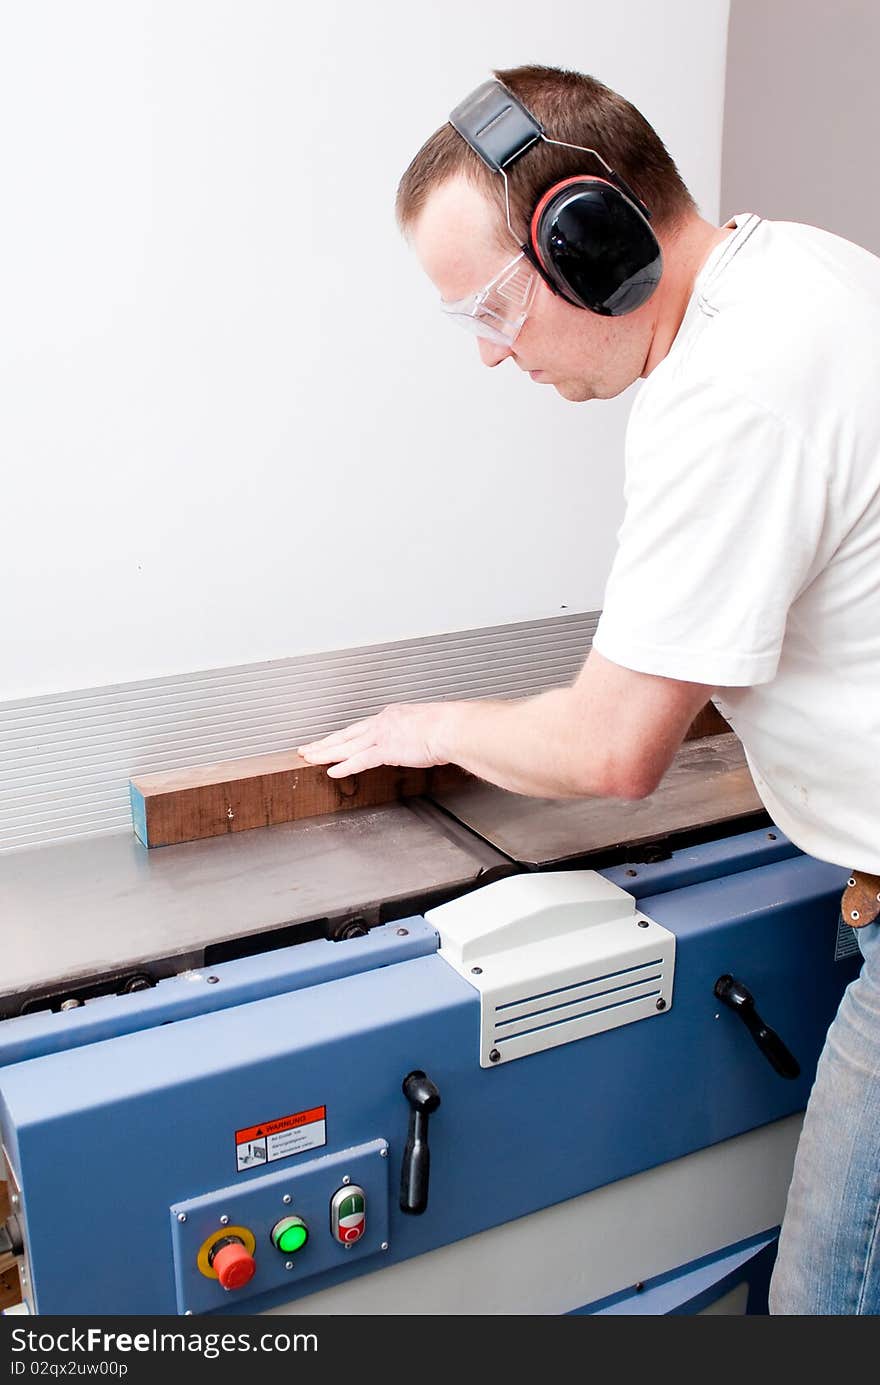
{"left": 723, "top": 0, "right": 880, "bottom": 255}
{"left": 0, "top": 0, "right": 729, "bottom": 700}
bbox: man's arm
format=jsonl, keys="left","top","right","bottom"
{"left": 298, "top": 650, "right": 714, "bottom": 800}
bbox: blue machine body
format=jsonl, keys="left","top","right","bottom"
{"left": 0, "top": 828, "right": 858, "bottom": 1315}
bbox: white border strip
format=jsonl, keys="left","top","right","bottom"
{"left": 0, "top": 613, "right": 598, "bottom": 852}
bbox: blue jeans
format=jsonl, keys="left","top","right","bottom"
{"left": 769, "top": 920, "right": 880, "bottom": 1313}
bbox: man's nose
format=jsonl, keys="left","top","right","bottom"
{"left": 478, "top": 338, "right": 512, "bottom": 368}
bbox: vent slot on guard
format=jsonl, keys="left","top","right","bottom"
{"left": 427, "top": 872, "right": 675, "bottom": 1067}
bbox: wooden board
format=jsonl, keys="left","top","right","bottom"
{"left": 129, "top": 701, "right": 734, "bottom": 850}
{"left": 0, "top": 1168, "right": 21, "bottom": 1311}
{"left": 685, "top": 702, "right": 731, "bottom": 740}
{"left": 0, "top": 1257, "right": 20, "bottom": 1312}
{"left": 130, "top": 751, "right": 430, "bottom": 848}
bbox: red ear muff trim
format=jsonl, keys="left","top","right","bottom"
{"left": 529, "top": 175, "right": 618, "bottom": 271}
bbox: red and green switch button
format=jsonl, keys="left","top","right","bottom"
{"left": 330, "top": 1185, "right": 366, "bottom": 1245}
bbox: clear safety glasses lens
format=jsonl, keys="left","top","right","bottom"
{"left": 441, "top": 252, "right": 537, "bottom": 346}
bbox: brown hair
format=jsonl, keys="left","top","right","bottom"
{"left": 396, "top": 64, "right": 695, "bottom": 242}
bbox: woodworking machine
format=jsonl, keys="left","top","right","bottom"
{"left": 0, "top": 739, "right": 860, "bottom": 1316}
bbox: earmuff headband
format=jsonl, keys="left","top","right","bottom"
{"left": 449, "top": 79, "right": 652, "bottom": 223}
{"left": 449, "top": 80, "right": 543, "bottom": 173}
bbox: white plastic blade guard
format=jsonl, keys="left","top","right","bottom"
{"left": 427, "top": 871, "right": 675, "bottom": 1067}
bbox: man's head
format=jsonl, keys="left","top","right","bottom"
{"left": 397, "top": 65, "right": 700, "bottom": 402}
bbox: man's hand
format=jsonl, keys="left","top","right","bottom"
{"left": 298, "top": 703, "right": 452, "bottom": 778}
{"left": 298, "top": 651, "right": 714, "bottom": 799}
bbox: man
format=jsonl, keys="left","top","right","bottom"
{"left": 299, "top": 65, "right": 880, "bottom": 1314}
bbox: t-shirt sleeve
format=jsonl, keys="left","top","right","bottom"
{"left": 592, "top": 378, "right": 831, "bottom": 687}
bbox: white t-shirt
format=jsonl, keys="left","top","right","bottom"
{"left": 593, "top": 213, "right": 880, "bottom": 873}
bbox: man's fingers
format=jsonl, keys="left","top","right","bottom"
{"left": 298, "top": 740, "right": 351, "bottom": 761}
{"left": 300, "top": 733, "right": 374, "bottom": 766}
{"left": 298, "top": 720, "right": 375, "bottom": 756}
{"left": 326, "top": 748, "right": 384, "bottom": 778}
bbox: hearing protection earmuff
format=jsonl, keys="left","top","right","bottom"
{"left": 449, "top": 80, "right": 663, "bottom": 316}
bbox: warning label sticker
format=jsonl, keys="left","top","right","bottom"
{"left": 235, "top": 1105, "right": 326, "bottom": 1173}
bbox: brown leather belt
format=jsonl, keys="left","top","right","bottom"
{"left": 841, "top": 870, "right": 880, "bottom": 928}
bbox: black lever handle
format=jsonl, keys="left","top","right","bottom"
{"left": 399, "top": 1070, "right": 441, "bottom": 1215}
{"left": 714, "top": 974, "right": 800, "bottom": 1080}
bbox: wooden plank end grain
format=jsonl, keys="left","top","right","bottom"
{"left": 130, "top": 749, "right": 430, "bottom": 848}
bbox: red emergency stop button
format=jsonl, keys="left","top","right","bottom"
{"left": 211, "top": 1239, "right": 257, "bottom": 1291}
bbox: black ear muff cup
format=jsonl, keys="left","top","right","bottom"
{"left": 531, "top": 178, "right": 663, "bottom": 315}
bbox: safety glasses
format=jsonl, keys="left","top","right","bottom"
{"left": 440, "top": 251, "right": 538, "bottom": 347}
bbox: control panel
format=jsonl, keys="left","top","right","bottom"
{"left": 169, "top": 1139, "right": 389, "bottom": 1314}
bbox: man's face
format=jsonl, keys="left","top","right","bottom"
{"left": 411, "top": 176, "right": 654, "bottom": 402}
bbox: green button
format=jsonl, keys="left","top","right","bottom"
{"left": 339, "top": 1193, "right": 364, "bottom": 1219}
{"left": 271, "top": 1217, "right": 309, "bottom": 1254}
{"left": 278, "top": 1223, "right": 307, "bottom": 1253}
